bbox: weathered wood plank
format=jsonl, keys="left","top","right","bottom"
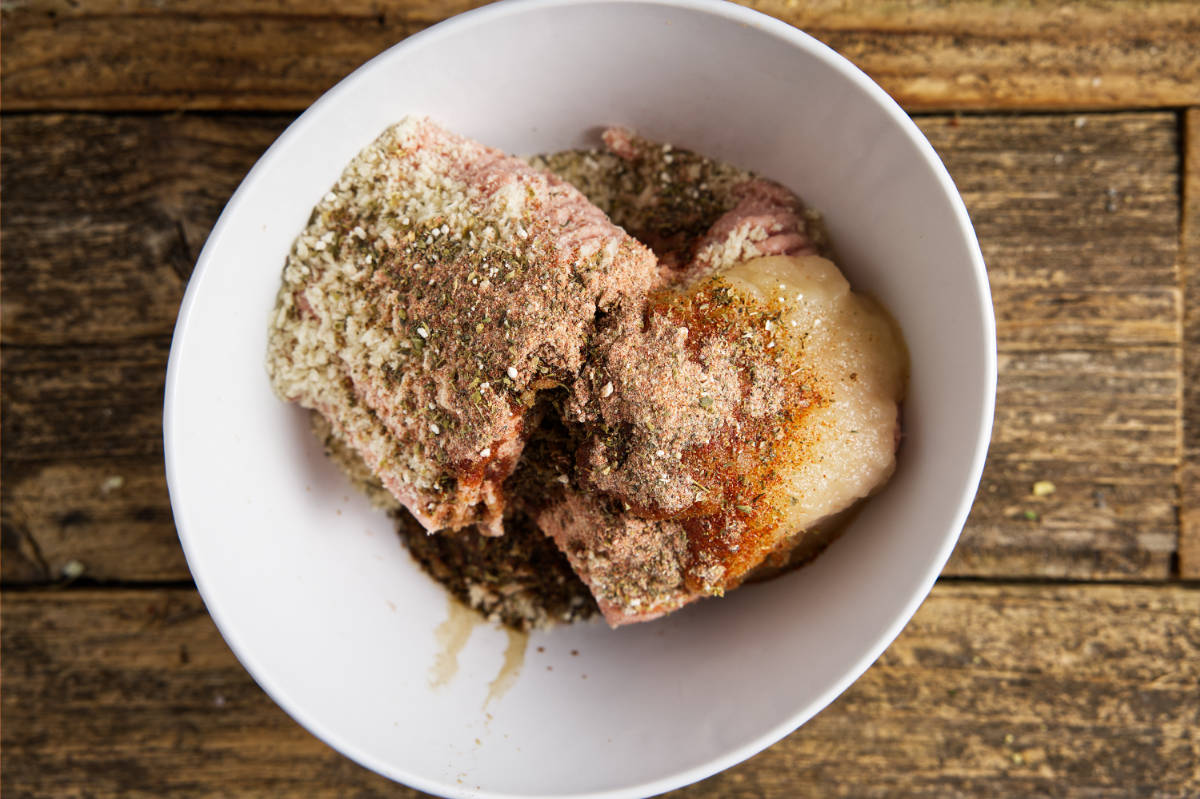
{"left": 0, "top": 112, "right": 1180, "bottom": 350}
{"left": 0, "top": 451, "right": 1178, "bottom": 585}
{"left": 1, "top": 588, "right": 409, "bottom": 798}
{"left": 0, "top": 113, "right": 289, "bottom": 345}
{"left": 1, "top": 457, "right": 184, "bottom": 584}
{"left": 675, "top": 582, "right": 1200, "bottom": 799}
{"left": 0, "top": 342, "right": 1178, "bottom": 583}
{"left": 952, "top": 459, "right": 1177, "bottom": 580}
{"left": 2, "top": 339, "right": 169, "bottom": 462}
{"left": 0, "top": 338, "right": 184, "bottom": 584}
{"left": 1181, "top": 108, "right": 1200, "bottom": 580}
{"left": 3, "top": 343, "right": 1178, "bottom": 466}
{"left": 919, "top": 112, "right": 1180, "bottom": 352}
{"left": 3, "top": 584, "right": 1197, "bottom": 798}
{"left": 0, "top": 110, "right": 1183, "bottom": 583}
{"left": 2, "top": 1, "right": 1198, "bottom": 112}
{"left": 989, "top": 348, "right": 1179, "bottom": 465}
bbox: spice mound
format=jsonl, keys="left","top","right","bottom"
{"left": 267, "top": 117, "right": 907, "bottom": 630}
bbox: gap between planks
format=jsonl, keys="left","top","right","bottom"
{"left": 1179, "top": 108, "right": 1200, "bottom": 578}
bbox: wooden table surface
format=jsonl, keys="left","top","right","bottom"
{"left": 3, "top": 2, "right": 1200, "bottom": 796}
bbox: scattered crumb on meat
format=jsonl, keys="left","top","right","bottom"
{"left": 290, "top": 124, "right": 895, "bottom": 631}
{"left": 529, "top": 128, "right": 831, "bottom": 273}
{"left": 268, "top": 116, "right": 656, "bottom": 536}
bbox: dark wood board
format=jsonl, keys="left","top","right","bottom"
{"left": 4, "top": 2, "right": 1199, "bottom": 797}
{"left": 4, "top": 584, "right": 1198, "bottom": 798}
{"left": 0, "top": 111, "right": 1183, "bottom": 583}
{"left": 3, "top": 0, "right": 1198, "bottom": 112}
{"left": 3, "top": 112, "right": 1179, "bottom": 349}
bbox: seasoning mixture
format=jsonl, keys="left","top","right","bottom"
{"left": 269, "top": 117, "right": 906, "bottom": 630}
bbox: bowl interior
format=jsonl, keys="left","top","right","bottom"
{"left": 165, "top": 2, "right": 995, "bottom": 797}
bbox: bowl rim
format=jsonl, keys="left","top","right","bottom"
{"left": 164, "top": 1, "right": 997, "bottom": 796}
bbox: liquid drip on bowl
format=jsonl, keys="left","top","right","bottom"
{"left": 428, "top": 595, "right": 530, "bottom": 708}
{"left": 485, "top": 628, "right": 528, "bottom": 709}
{"left": 429, "top": 597, "right": 480, "bottom": 689}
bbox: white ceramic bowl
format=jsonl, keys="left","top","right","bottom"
{"left": 164, "top": 1, "right": 995, "bottom": 796}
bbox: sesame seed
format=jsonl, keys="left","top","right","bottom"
{"left": 1032, "top": 480, "right": 1056, "bottom": 497}
{"left": 479, "top": 447, "right": 491, "bottom": 458}
{"left": 416, "top": 326, "right": 429, "bottom": 339}
{"left": 479, "top": 382, "right": 490, "bottom": 391}
{"left": 429, "top": 423, "right": 441, "bottom": 434}
{"left": 601, "top": 381, "right": 614, "bottom": 398}
{"left": 507, "top": 366, "right": 519, "bottom": 380}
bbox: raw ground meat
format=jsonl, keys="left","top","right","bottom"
{"left": 273, "top": 121, "right": 904, "bottom": 629}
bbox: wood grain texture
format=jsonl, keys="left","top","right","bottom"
{"left": 1181, "top": 108, "right": 1200, "bottom": 580}
{"left": 1, "top": 457, "right": 183, "bottom": 583}
{"left": 0, "top": 342, "right": 1178, "bottom": 583}
{"left": 952, "top": 458, "right": 1177, "bottom": 580}
{"left": 1, "top": 112, "right": 1179, "bottom": 350}
{"left": 3, "top": 584, "right": 1198, "bottom": 798}
{"left": 925, "top": 111, "right": 1181, "bottom": 578}
{"left": 3, "top": 339, "right": 170, "bottom": 462}
{"left": 921, "top": 112, "right": 1180, "bottom": 352}
{"left": 2, "top": 0, "right": 1198, "bottom": 112}
{"left": 0, "top": 110, "right": 1183, "bottom": 583}
{"left": 0, "top": 113, "right": 288, "bottom": 345}
{"left": 3, "top": 4, "right": 1195, "bottom": 797}
{"left": 1, "top": 588, "right": 406, "bottom": 798}
{"left": 0, "top": 339, "right": 184, "bottom": 583}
